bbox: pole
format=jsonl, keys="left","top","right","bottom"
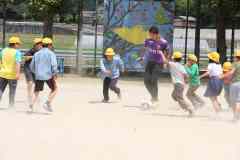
{"left": 76, "top": 0, "right": 83, "bottom": 74}
{"left": 2, "top": 0, "right": 7, "bottom": 48}
{"left": 94, "top": 0, "right": 98, "bottom": 74}
{"left": 194, "top": 0, "right": 201, "bottom": 62}
{"left": 184, "top": 0, "right": 190, "bottom": 64}
{"left": 230, "top": 0, "right": 235, "bottom": 62}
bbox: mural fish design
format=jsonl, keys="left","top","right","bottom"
{"left": 113, "top": 25, "right": 148, "bottom": 45}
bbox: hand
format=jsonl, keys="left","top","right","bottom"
{"left": 105, "top": 70, "right": 112, "bottom": 75}
{"left": 16, "top": 73, "right": 20, "bottom": 80}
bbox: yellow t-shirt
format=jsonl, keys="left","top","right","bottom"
{"left": 0, "top": 48, "right": 22, "bottom": 79}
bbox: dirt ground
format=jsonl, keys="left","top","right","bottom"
{"left": 0, "top": 74, "right": 239, "bottom": 160}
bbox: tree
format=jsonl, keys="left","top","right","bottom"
{"left": 28, "top": 0, "right": 62, "bottom": 38}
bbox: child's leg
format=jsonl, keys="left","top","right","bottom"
{"left": 151, "top": 65, "right": 159, "bottom": 102}
{"left": 186, "top": 86, "right": 198, "bottom": 106}
{"left": 174, "top": 84, "right": 192, "bottom": 113}
{"left": 109, "top": 78, "right": 120, "bottom": 95}
{"left": 46, "top": 78, "right": 58, "bottom": 105}
{"left": 103, "top": 77, "right": 111, "bottom": 101}
{"left": 0, "top": 78, "right": 8, "bottom": 102}
{"left": 187, "top": 86, "right": 205, "bottom": 106}
{"left": 8, "top": 79, "right": 18, "bottom": 107}
{"left": 210, "top": 97, "right": 221, "bottom": 113}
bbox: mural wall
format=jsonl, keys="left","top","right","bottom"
{"left": 104, "top": 0, "right": 175, "bottom": 71}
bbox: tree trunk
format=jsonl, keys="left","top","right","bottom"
{"left": 216, "top": 1, "right": 227, "bottom": 64}
{"left": 194, "top": 0, "right": 201, "bottom": 62}
{"left": 43, "top": 15, "right": 54, "bottom": 38}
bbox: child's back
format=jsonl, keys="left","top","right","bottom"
{"left": 169, "top": 61, "right": 187, "bottom": 85}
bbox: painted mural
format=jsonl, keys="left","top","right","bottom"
{"left": 104, "top": 0, "right": 175, "bottom": 71}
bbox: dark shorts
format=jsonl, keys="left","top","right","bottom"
{"left": 34, "top": 78, "right": 57, "bottom": 92}
{"left": 24, "top": 66, "right": 35, "bottom": 82}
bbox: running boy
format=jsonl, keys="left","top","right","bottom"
{"left": 162, "top": 51, "right": 193, "bottom": 116}
{"left": 24, "top": 38, "right": 42, "bottom": 104}
{"left": 141, "top": 26, "right": 170, "bottom": 104}
{"left": 100, "top": 48, "right": 124, "bottom": 103}
{"left": 0, "top": 36, "right": 22, "bottom": 108}
{"left": 185, "top": 54, "right": 205, "bottom": 109}
{"left": 200, "top": 52, "right": 223, "bottom": 115}
{"left": 221, "top": 62, "right": 233, "bottom": 108}
{"left": 30, "top": 38, "right": 58, "bottom": 112}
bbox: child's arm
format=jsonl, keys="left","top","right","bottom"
{"left": 100, "top": 59, "right": 111, "bottom": 75}
{"left": 199, "top": 71, "right": 209, "bottom": 79}
{"left": 118, "top": 58, "right": 125, "bottom": 73}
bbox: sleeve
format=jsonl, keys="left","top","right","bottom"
{"left": 24, "top": 49, "right": 34, "bottom": 56}
{"left": 100, "top": 58, "right": 106, "bottom": 72}
{"left": 185, "top": 65, "right": 197, "bottom": 77}
{"left": 15, "top": 50, "right": 22, "bottom": 63}
{"left": 51, "top": 53, "right": 58, "bottom": 75}
{"left": 30, "top": 56, "right": 35, "bottom": 73}
{"left": 0, "top": 50, "right": 2, "bottom": 61}
{"left": 118, "top": 58, "right": 124, "bottom": 72}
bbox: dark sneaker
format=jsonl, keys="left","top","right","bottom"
{"left": 43, "top": 102, "right": 53, "bottom": 112}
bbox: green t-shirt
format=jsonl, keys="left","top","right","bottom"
{"left": 185, "top": 63, "right": 200, "bottom": 86}
{"left": 233, "top": 62, "right": 240, "bottom": 83}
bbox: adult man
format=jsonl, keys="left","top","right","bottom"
{"left": 30, "top": 37, "right": 58, "bottom": 112}
{"left": 141, "top": 26, "right": 170, "bottom": 105}
{"left": 24, "top": 38, "right": 42, "bottom": 104}
{"left": 0, "top": 36, "right": 22, "bottom": 108}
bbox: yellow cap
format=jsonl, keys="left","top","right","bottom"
{"left": 223, "top": 62, "right": 232, "bottom": 72}
{"left": 105, "top": 48, "right": 115, "bottom": 56}
{"left": 9, "top": 36, "right": 21, "bottom": 44}
{"left": 235, "top": 50, "right": 240, "bottom": 57}
{"left": 208, "top": 52, "right": 220, "bottom": 63}
{"left": 42, "top": 37, "right": 53, "bottom": 44}
{"left": 173, "top": 51, "right": 182, "bottom": 59}
{"left": 188, "top": 54, "right": 198, "bottom": 62}
{"left": 33, "top": 38, "right": 42, "bottom": 44}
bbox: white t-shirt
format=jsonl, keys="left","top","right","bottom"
{"left": 207, "top": 63, "right": 223, "bottom": 77}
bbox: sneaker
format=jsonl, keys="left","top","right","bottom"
{"left": 117, "top": 93, "right": 122, "bottom": 100}
{"left": 28, "top": 105, "right": 33, "bottom": 112}
{"left": 102, "top": 99, "right": 109, "bottom": 103}
{"left": 187, "top": 109, "right": 194, "bottom": 117}
{"left": 43, "top": 102, "right": 53, "bottom": 112}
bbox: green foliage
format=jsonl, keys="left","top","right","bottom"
{"left": 155, "top": 6, "right": 171, "bottom": 25}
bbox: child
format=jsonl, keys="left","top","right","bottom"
{"left": 0, "top": 36, "right": 22, "bottom": 108}
{"left": 229, "top": 51, "right": 240, "bottom": 121}
{"left": 30, "top": 38, "right": 58, "bottom": 112}
{"left": 100, "top": 48, "right": 124, "bottom": 103}
{"left": 24, "top": 38, "right": 42, "bottom": 105}
{"left": 162, "top": 51, "right": 193, "bottom": 116}
{"left": 140, "top": 26, "right": 170, "bottom": 105}
{"left": 185, "top": 54, "right": 205, "bottom": 109}
{"left": 221, "top": 62, "right": 233, "bottom": 108}
{"left": 200, "top": 52, "right": 223, "bottom": 115}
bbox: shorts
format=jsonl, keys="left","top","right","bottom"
{"left": 24, "top": 66, "right": 35, "bottom": 82}
{"left": 34, "top": 78, "right": 57, "bottom": 92}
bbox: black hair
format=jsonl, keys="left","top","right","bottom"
{"left": 208, "top": 59, "right": 219, "bottom": 64}
{"left": 149, "top": 26, "right": 159, "bottom": 34}
{"left": 174, "top": 58, "right": 182, "bottom": 62}
{"left": 9, "top": 43, "right": 15, "bottom": 47}
{"left": 42, "top": 44, "right": 49, "bottom": 48}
